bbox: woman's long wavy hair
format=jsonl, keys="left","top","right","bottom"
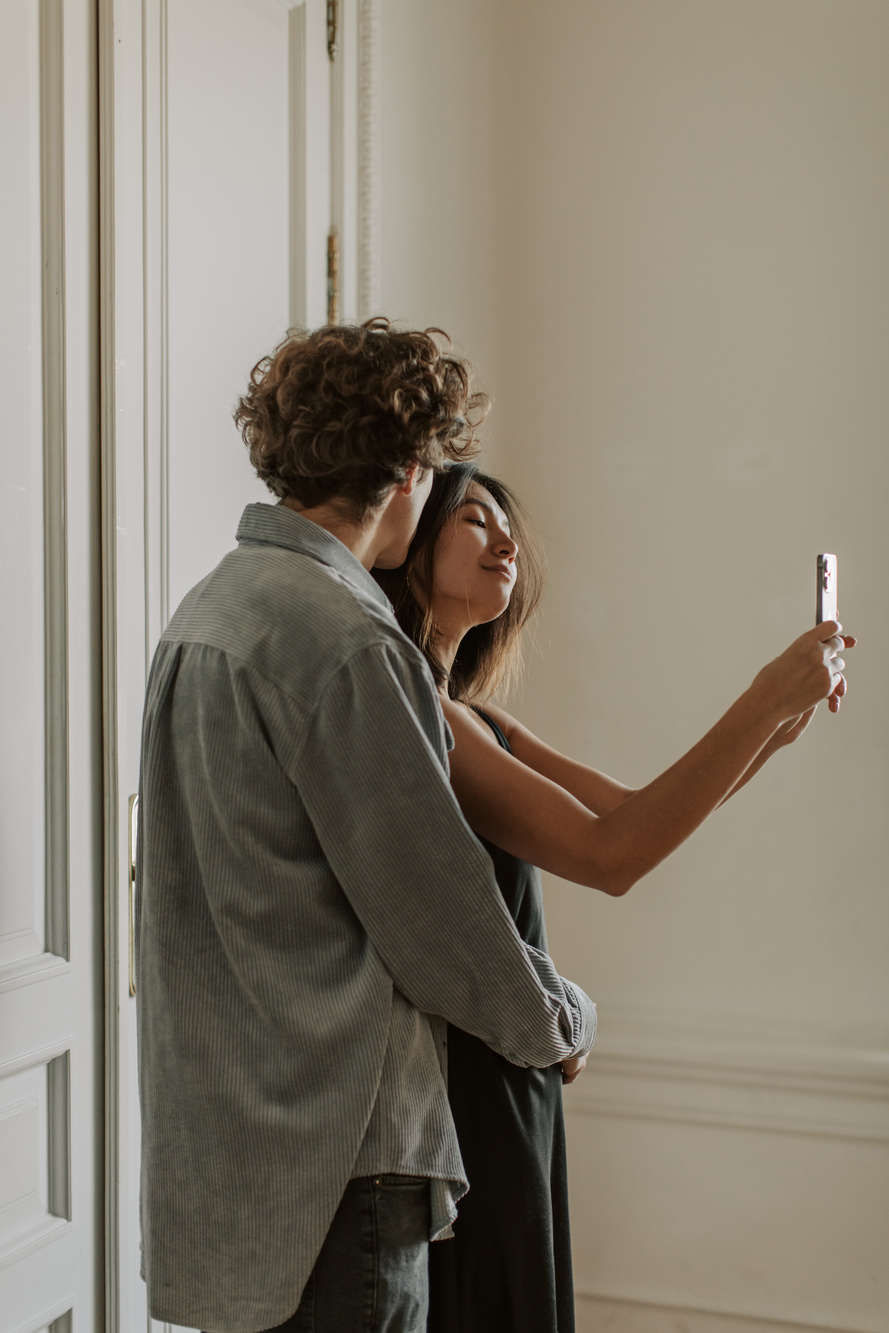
{"left": 374, "top": 463, "right": 545, "bottom": 703}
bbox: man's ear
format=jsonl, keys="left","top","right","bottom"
{"left": 400, "top": 462, "right": 422, "bottom": 495}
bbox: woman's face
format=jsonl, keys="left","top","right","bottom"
{"left": 427, "top": 481, "right": 518, "bottom": 630}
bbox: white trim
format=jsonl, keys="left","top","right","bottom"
{"left": 142, "top": 0, "right": 171, "bottom": 637}
{"left": 0, "top": 1220, "right": 73, "bottom": 1272}
{"left": 0, "top": 955, "right": 71, "bottom": 994}
{"left": 39, "top": 0, "right": 70, "bottom": 964}
{"left": 356, "top": 0, "right": 379, "bottom": 319}
{"left": 289, "top": 0, "right": 331, "bottom": 328}
{"left": 46, "top": 1050, "right": 70, "bottom": 1221}
{"left": 568, "top": 1003, "right": 889, "bottom": 1143}
{"left": 287, "top": 0, "right": 308, "bottom": 326}
{"left": 97, "top": 2, "right": 120, "bottom": 1330}
{"left": 330, "top": 0, "right": 343, "bottom": 242}
{"left": 339, "top": 0, "right": 358, "bottom": 320}
{"left": 574, "top": 1291, "right": 870, "bottom": 1333}
{"left": 8, "top": 1298, "right": 74, "bottom": 1333}
{"left": 0, "top": 1040, "right": 72, "bottom": 1081}
{"left": 238, "top": 0, "right": 305, "bottom": 18}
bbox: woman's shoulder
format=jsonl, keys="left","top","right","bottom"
{"left": 468, "top": 700, "right": 520, "bottom": 743}
{"left": 440, "top": 696, "right": 508, "bottom": 749}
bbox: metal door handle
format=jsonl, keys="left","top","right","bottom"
{"left": 128, "top": 794, "right": 138, "bottom": 997}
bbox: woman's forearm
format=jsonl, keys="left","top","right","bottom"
{"left": 591, "top": 688, "right": 782, "bottom": 894}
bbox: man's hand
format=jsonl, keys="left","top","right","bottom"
{"left": 561, "top": 1054, "right": 587, "bottom": 1085}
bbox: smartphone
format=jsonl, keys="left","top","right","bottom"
{"left": 816, "top": 553, "right": 838, "bottom": 626}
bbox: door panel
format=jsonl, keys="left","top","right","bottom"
{"left": 0, "top": 0, "right": 101, "bottom": 1330}
{"left": 0, "top": 0, "right": 51, "bottom": 977}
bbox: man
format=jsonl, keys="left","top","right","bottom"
{"left": 136, "top": 318, "right": 596, "bottom": 1333}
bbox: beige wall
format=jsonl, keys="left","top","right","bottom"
{"left": 378, "top": 0, "right": 500, "bottom": 377}
{"left": 380, "top": 3, "right": 889, "bottom": 1330}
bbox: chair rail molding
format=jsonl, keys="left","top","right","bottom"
{"left": 568, "top": 1001, "right": 889, "bottom": 1143}
{"left": 574, "top": 1291, "right": 877, "bottom": 1333}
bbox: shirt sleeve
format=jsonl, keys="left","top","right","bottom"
{"left": 285, "top": 639, "right": 596, "bottom": 1067}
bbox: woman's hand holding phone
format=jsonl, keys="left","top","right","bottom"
{"left": 749, "top": 621, "right": 856, "bottom": 736}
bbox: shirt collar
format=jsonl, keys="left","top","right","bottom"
{"left": 236, "top": 502, "right": 394, "bottom": 612}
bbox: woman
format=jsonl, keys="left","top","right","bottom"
{"left": 375, "top": 463, "right": 853, "bottom": 1333}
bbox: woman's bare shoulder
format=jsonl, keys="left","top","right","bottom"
{"left": 471, "top": 700, "right": 520, "bottom": 739}
{"left": 439, "top": 695, "right": 505, "bottom": 749}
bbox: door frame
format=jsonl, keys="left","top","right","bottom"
{"left": 97, "top": 1, "right": 381, "bottom": 1327}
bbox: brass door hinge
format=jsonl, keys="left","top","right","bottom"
{"left": 327, "top": 0, "right": 338, "bottom": 60}
{"left": 327, "top": 228, "right": 339, "bottom": 324}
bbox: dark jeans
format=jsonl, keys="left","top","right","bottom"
{"left": 258, "top": 1175, "right": 431, "bottom": 1333}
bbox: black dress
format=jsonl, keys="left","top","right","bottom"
{"left": 427, "top": 709, "right": 575, "bottom": 1333}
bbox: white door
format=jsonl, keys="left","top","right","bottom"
{"left": 0, "top": 1, "right": 102, "bottom": 1330}
{"left": 103, "top": 1, "right": 378, "bottom": 1328}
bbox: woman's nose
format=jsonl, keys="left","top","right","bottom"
{"left": 495, "top": 533, "right": 518, "bottom": 560}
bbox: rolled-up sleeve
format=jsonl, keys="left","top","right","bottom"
{"left": 281, "top": 639, "right": 596, "bottom": 1068}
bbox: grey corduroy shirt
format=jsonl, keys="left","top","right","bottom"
{"left": 135, "top": 502, "right": 596, "bottom": 1333}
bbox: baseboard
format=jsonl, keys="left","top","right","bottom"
{"left": 574, "top": 1291, "right": 869, "bottom": 1333}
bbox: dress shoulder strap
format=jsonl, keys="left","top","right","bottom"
{"left": 469, "top": 705, "right": 512, "bottom": 754}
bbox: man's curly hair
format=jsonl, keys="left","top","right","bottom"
{"left": 234, "top": 317, "right": 490, "bottom": 517}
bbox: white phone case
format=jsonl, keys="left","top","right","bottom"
{"left": 816, "top": 553, "right": 837, "bottom": 626}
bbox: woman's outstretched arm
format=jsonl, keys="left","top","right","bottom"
{"left": 444, "top": 623, "right": 855, "bottom": 897}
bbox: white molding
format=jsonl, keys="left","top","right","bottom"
{"left": 235, "top": 0, "right": 292, "bottom": 23}
{"left": 339, "top": 0, "right": 358, "bottom": 321}
{"left": 237, "top": 0, "right": 305, "bottom": 19}
{"left": 158, "top": 0, "right": 170, "bottom": 634}
{"left": 330, "top": 0, "right": 343, "bottom": 243}
{"left": 39, "top": 0, "right": 70, "bottom": 964}
{"left": 289, "top": 0, "right": 331, "bottom": 328}
{"left": 0, "top": 1040, "right": 72, "bottom": 1081}
{"left": 289, "top": 0, "right": 376, "bottom": 328}
{"left": 575, "top": 1291, "right": 868, "bottom": 1333}
{"left": 97, "top": 2, "right": 120, "bottom": 1331}
{"left": 0, "top": 954, "right": 71, "bottom": 994}
{"left": 567, "top": 1004, "right": 889, "bottom": 1143}
{"left": 0, "top": 1041, "right": 73, "bottom": 1269}
{"left": 356, "top": 0, "right": 379, "bottom": 319}
{"left": 330, "top": 0, "right": 358, "bottom": 321}
{"left": 0, "top": 1219, "right": 73, "bottom": 1272}
{"left": 46, "top": 1050, "right": 70, "bottom": 1221}
{"left": 9, "top": 1301, "right": 74, "bottom": 1333}
{"left": 142, "top": 0, "right": 171, "bottom": 638}
{"left": 287, "top": 0, "right": 308, "bottom": 326}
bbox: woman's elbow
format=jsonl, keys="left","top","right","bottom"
{"left": 603, "top": 871, "right": 637, "bottom": 897}
{"left": 580, "top": 818, "right": 644, "bottom": 897}
{"left": 583, "top": 864, "right": 638, "bottom": 897}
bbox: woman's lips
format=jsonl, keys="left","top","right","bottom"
{"left": 481, "top": 565, "right": 514, "bottom": 581}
